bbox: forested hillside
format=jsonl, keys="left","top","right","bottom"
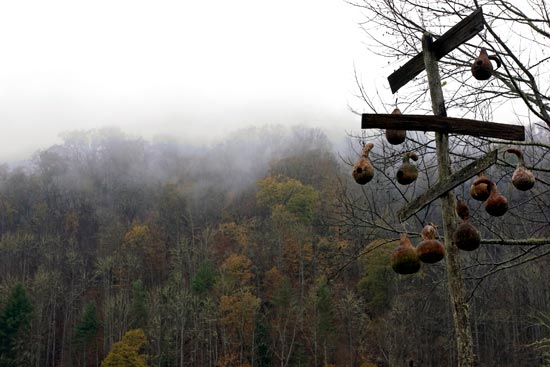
{"left": 0, "top": 126, "right": 549, "bottom": 367}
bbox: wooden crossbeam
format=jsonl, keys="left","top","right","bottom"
{"left": 397, "top": 149, "right": 498, "bottom": 222}
{"left": 362, "top": 114, "right": 525, "bottom": 141}
{"left": 388, "top": 8, "right": 484, "bottom": 93}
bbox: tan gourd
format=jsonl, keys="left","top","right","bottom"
{"left": 391, "top": 233, "right": 421, "bottom": 274}
{"left": 416, "top": 224, "right": 446, "bottom": 263}
{"left": 470, "top": 173, "right": 490, "bottom": 202}
{"left": 453, "top": 202, "right": 481, "bottom": 251}
{"left": 352, "top": 143, "right": 375, "bottom": 185}
{"left": 471, "top": 48, "right": 501, "bottom": 81}
{"left": 396, "top": 152, "right": 419, "bottom": 185}
{"left": 473, "top": 177, "right": 509, "bottom": 216}
{"left": 505, "top": 147, "right": 535, "bottom": 191}
{"left": 386, "top": 108, "right": 406, "bottom": 145}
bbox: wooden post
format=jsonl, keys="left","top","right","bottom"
{"left": 422, "top": 33, "right": 475, "bottom": 367}
{"left": 398, "top": 149, "right": 498, "bottom": 222}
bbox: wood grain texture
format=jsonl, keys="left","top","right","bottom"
{"left": 361, "top": 114, "right": 525, "bottom": 141}
{"left": 387, "top": 8, "right": 484, "bottom": 93}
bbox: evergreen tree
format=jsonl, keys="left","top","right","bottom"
{"left": 129, "top": 280, "right": 148, "bottom": 329}
{"left": 315, "top": 279, "right": 335, "bottom": 367}
{"left": 191, "top": 261, "right": 216, "bottom": 295}
{"left": 74, "top": 302, "right": 99, "bottom": 346}
{"left": 74, "top": 302, "right": 99, "bottom": 365}
{"left": 0, "top": 283, "right": 33, "bottom": 367}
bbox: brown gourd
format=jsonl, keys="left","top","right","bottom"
{"left": 470, "top": 173, "right": 491, "bottom": 202}
{"left": 473, "top": 177, "right": 509, "bottom": 216}
{"left": 386, "top": 108, "right": 407, "bottom": 145}
{"left": 391, "top": 233, "right": 421, "bottom": 274}
{"left": 505, "top": 147, "right": 535, "bottom": 191}
{"left": 453, "top": 199, "right": 481, "bottom": 251}
{"left": 471, "top": 48, "right": 501, "bottom": 81}
{"left": 416, "top": 223, "right": 446, "bottom": 263}
{"left": 455, "top": 196, "right": 469, "bottom": 221}
{"left": 396, "top": 152, "right": 419, "bottom": 185}
{"left": 352, "top": 143, "right": 375, "bottom": 185}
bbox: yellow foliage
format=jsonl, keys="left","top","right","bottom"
{"left": 101, "top": 329, "right": 148, "bottom": 367}
{"left": 256, "top": 175, "right": 319, "bottom": 224}
{"left": 122, "top": 225, "right": 151, "bottom": 251}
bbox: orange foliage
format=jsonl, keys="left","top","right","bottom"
{"left": 220, "top": 254, "right": 254, "bottom": 287}
{"left": 116, "top": 224, "right": 167, "bottom": 286}
{"left": 263, "top": 267, "right": 283, "bottom": 301}
{"left": 219, "top": 291, "right": 261, "bottom": 352}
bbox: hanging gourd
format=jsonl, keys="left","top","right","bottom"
{"left": 472, "top": 177, "right": 509, "bottom": 216}
{"left": 453, "top": 198, "right": 481, "bottom": 251}
{"left": 416, "top": 223, "right": 446, "bottom": 263}
{"left": 386, "top": 108, "right": 407, "bottom": 145}
{"left": 469, "top": 172, "right": 491, "bottom": 202}
{"left": 505, "top": 147, "right": 535, "bottom": 191}
{"left": 455, "top": 196, "right": 469, "bottom": 221}
{"left": 391, "top": 233, "right": 421, "bottom": 275}
{"left": 471, "top": 48, "right": 501, "bottom": 81}
{"left": 396, "top": 152, "right": 419, "bottom": 185}
{"left": 352, "top": 143, "right": 375, "bottom": 185}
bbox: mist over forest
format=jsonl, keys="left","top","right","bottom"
{"left": 0, "top": 121, "right": 548, "bottom": 367}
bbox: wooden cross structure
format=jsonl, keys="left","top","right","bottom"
{"left": 360, "top": 8, "right": 525, "bottom": 367}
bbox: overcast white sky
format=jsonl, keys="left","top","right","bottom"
{"left": 0, "top": 0, "right": 384, "bottom": 161}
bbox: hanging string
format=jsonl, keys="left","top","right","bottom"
{"left": 360, "top": 130, "right": 367, "bottom": 148}
{"left": 400, "top": 220, "right": 409, "bottom": 235}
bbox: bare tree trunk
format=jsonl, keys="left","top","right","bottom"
{"left": 180, "top": 322, "right": 184, "bottom": 367}
{"left": 422, "top": 33, "right": 475, "bottom": 367}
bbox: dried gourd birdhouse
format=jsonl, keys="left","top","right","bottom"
{"left": 416, "top": 224, "right": 446, "bottom": 263}
{"left": 473, "top": 177, "right": 509, "bottom": 216}
{"left": 505, "top": 147, "right": 535, "bottom": 191}
{"left": 456, "top": 196, "right": 469, "bottom": 221}
{"left": 352, "top": 143, "right": 375, "bottom": 185}
{"left": 396, "top": 152, "right": 419, "bottom": 185}
{"left": 386, "top": 108, "right": 407, "bottom": 145}
{"left": 453, "top": 198, "right": 481, "bottom": 251}
{"left": 470, "top": 173, "right": 491, "bottom": 202}
{"left": 391, "top": 233, "right": 421, "bottom": 275}
{"left": 471, "top": 48, "right": 501, "bottom": 81}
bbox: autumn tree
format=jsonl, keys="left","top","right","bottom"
{"left": 256, "top": 176, "right": 319, "bottom": 296}
{"left": 118, "top": 224, "right": 166, "bottom": 286}
{"left": 101, "top": 329, "right": 148, "bottom": 367}
{"left": 218, "top": 291, "right": 261, "bottom": 366}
